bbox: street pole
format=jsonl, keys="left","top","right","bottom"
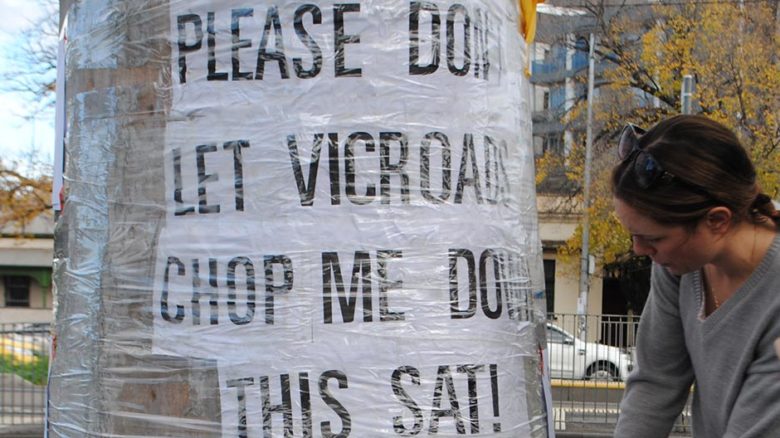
{"left": 681, "top": 74, "right": 694, "bottom": 114}
{"left": 578, "top": 32, "right": 596, "bottom": 339}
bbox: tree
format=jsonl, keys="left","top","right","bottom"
{"left": 539, "top": 0, "right": 780, "bottom": 270}
{"left": 1, "top": 0, "right": 59, "bottom": 116}
{"left": 0, "top": 0, "right": 58, "bottom": 228}
{"left": 0, "top": 161, "right": 52, "bottom": 230}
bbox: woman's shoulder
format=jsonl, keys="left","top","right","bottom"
{"left": 650, "top": 263, "right": 683, "bottom": 286}
{"left": 649, "top": 263, "right": 689, "bottom": 300}
{"left": 755, "top": 230, "right": 780, "bottom": 279}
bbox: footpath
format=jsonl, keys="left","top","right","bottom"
{"left": 0, "top": 424, "right": 42, "bottom": 437}
{"left": 0, "top": 428, "right": 691, "bottom": 438}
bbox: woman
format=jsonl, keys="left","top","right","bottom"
{"left": 611, "top": 115, "right": 780, "bottom": 437}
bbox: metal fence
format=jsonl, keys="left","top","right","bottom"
{"left": 548, "top": 313, "right": 692, "bottom": 435}
{"left": 0, "top": 318, "right": 695, "bottom": 435}
{"left": 0, "top": 323, "right": 49, "bottom": 426}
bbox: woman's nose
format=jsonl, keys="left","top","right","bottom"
{"left": 632, "top": 238, "right": 655, "bottom": 257}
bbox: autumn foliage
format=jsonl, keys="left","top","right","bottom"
{"left": 539, "top": 0, "right": 780, "bottom": 267}
{"left": 0, "top": 162, "right": 52, "bottom": 230}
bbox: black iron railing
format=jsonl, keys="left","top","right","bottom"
{"left": 0, "top": 323, "right": 49, "bottom": 426}
{"left": 547, "top": 313, "right": 692, "bottom": 435}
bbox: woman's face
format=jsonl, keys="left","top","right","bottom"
{"left": 614, "top": 197, "right": 715, "bottom": 275}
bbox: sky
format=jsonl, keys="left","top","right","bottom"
{"left": 0, "top": 0, "right": 56, "bottom": 169}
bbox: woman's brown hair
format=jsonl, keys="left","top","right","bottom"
{"left": 612, "top": 115, "right": 779, "bottom": 226}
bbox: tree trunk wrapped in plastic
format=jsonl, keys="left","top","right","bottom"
{"left": 50, "top": 0, "right": 551, "bottom": 436}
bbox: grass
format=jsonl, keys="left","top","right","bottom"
{"left": 0, "top": 354, "right": 49, "bottom": 386}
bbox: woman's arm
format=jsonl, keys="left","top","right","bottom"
{"left": 614, "top": 264, "right": 694, "bottom": 438}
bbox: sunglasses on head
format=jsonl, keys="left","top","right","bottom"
{"left": 618, "top": 123, "right": 676, "bottom": 189}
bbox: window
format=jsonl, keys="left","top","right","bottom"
{"left": 572, "top": 37, "right": 589, "bottom": 71}
{"left": 546, "top": 326, "right": 571, "bottom": 344}
{"left": 533, "top": 136, "right": 544, "bottom": 157}
{"left": 4, "top": 276, "right": 30, "bottom": 307}
{"left": 544, "top": 259, "right": 555, "bottom": 314}
{"left": 543, "top": 134, "right": 564, "bottom": 156}
{"left": 549, "top": 87, "right": 565, "bottom": 111}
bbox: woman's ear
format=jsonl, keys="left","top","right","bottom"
{"left": 705, "top": 206, "right": 733, "bottom": 234}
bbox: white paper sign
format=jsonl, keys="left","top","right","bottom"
{"left": 217, "top": 352, "right": 535, "bottom": 437}
{"left": 157, "top": 0, "right": 546, "bottom": 435}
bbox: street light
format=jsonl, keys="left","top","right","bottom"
{"left": 681, "top": 74, "right": 694, "bottom": 114}
{"left": 578, "top": 32, "right": 596, "bottom": 340}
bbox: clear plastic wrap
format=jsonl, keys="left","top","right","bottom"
{"left": 50, "top": 0, "right": 550, "bottom": 436}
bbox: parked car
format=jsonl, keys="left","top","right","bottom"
{"left": 546, "top": 323, "right": 633, "bottom": 381}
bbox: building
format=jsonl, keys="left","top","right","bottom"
{"left": 532, "top": 2, "right": 628, "bottom": 320}
{"left": 0, "top": 213, "right": 54, "bottom": 323}
{"left": 531, "top": 0, "right": 658, "bottom": 326}
{"left": 531, "top": 3, "right": 595, "bottom": 318}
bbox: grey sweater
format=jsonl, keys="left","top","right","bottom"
{"left": 614, "top": 233, "right": 780, "bottom": 437}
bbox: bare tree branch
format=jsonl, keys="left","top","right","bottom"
{"left": 1, "top": 0, "right": 59, "bottom": 118}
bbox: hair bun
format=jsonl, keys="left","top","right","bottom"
{"left": 751, "top": 193, "right": 780, "bottom": 222}
{"left": 754, "top": 193, "right": 772, "bottom": 206}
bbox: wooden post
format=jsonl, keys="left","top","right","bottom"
{"left": 51, "top": 1, "right": 220, "bottom": 435}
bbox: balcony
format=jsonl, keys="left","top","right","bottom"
{"left": 530, "top": 52, "right": 598, "bottom": 85}
{"left": 531, "top": 62, "right": 587, "bottom": 85}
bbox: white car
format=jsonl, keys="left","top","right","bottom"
{"left": 546, "top": 323, "right": 633, "bottom": 381}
